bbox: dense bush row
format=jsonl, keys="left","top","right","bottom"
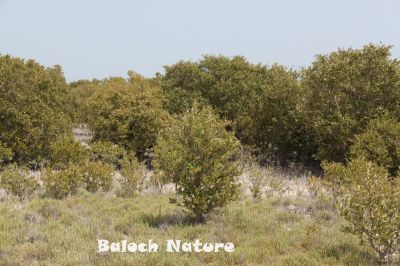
{"left": 2, "top": 44, "right": 399, "bottom": 170}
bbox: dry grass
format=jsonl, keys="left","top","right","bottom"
{"left": 0, "top": 164, "right": 383, "bottom": 265}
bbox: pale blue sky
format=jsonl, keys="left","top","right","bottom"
{"left": 0, "top": 0, "right": 399, "bottom": 82}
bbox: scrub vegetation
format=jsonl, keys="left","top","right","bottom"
{"left": 1, "top": 43, "right": 400, "bottom": 265}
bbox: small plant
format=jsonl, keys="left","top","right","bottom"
{"left": 323, "top": 158, "right": 400, "bottom": 264}
{"left": 0, "top": 164, "right": 39, "bottom": 200}
{"left": 42, "top": 164, "right": 85, "bottom": 199}
{"left": 117, "top": 154, "right": 146, "bottom": 197}
{"left": 82, "top": 161, "right": 114, "bottom": 193}
{"left": 307, "top": 175, "right": 328, "bottom": 199}
{"left": 154, "top": 105, "right": 242, "bottom": 222}
{"left": 266, "top": 176, "right": 287, "bottom": 197}
{"left": 249, "top": 166, "right": 265, "bottom": 200}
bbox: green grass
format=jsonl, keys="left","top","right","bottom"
{"left": 0, "top": 191, "right": 377, "bottom": 265}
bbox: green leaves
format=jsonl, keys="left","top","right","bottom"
{"left": 324, "top": 158, "right": 400, "bottom": 263}
{"left": 48, "top": 134, "right": 89, "bottom": 170}
{"left": 154, "top": 105, "right": 242, "bottom": 222}
{"left": 350, "top": 113, "right": 400, "bottom": 177}
{"left": 86, "top": 77, "right": 171, "bottom": 158}
{"left": 161, "top": 56, "right": 317, "bottom": 167}
{"left": 0, "top": 164, "right": 39, "bottom": 200}
{"left": 43, "top": 164, "right": 85, "bottom": 199}
{"left": 0, "top": 55, "right": 73, "bottom": 165}
{"left": 302, "top": 44, "right": 400, "bottom": 163}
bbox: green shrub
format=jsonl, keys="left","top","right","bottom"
{"left": 87, "top": 77, "right": 171, "bottom": 158}
{"left": 0, "top": 142, "right": 12, "bottom": 166}
{"left": 0, "top": 55, "right": 73, "bottom": 164}
{"left": 82, "top": 161, "right": 114, "bottom": 193}
{"left": 69, "top": 79, "right": 101, "bottom": 123}
{"left": 117, "top": 153, "right": 146, "bottom": 197}
{"left": 0, "top": 164, "right": 39, "bottom": 199}
{"left": 238, "top": 65, "right": 317, "bottom": 166}
{"left": 302, "top": 44, "right": 400, "bottom": 162}
{"left": 48, "top": 135, "right": 89, "bottom": 170}
{"left": 323, "top": 158, "right": 400, "bottom": 263}
{"left": 350, "top": 113, "right": 400, "bottom": 176}
{"left": 161, "top": 61, "right": 209, "bottom": 114}
{"left": 89, "top": 141, "right": 125, "bottom": 168}
{"left": 249, "top": 166, "right": 265, "bottom": 200}
{"left": 154, "top": 105, "right": 242, "bottom": 222}
{"left": 42, "top": 165, "right": 84, "bottom": 199}
{"left": 162, "top": 57, "right": 317, "bottom": 167}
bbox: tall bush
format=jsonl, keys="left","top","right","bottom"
{"left": 162, "top": 57, "right": 317, "bottom": 167}
{"left": 87, "top": 77, "right": 171, "bottom": 158}
{"left": 302, "top": 44, "right": 400, "bottom": 162}
{"left": 89, "top": 141, "right": 125, "bottom": 168}
{"left": 0, "top": 55, "right": 73, "bottom": 164}
{"left": 154, "top": 105, "right": 242, "bottom": 222}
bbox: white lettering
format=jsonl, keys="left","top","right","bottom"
{"left": 166, "top": 240, "right": 180, "bottom": 252}
{"left": 97, "top": 239, "right": 109, "bottom": 252}
{"left": 224, "top": 242, "right": 235, "bottom": 252}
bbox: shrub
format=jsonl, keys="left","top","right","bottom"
{"left": 0, "top": 55, "right": 73, "bottom": 164}
{"left": 0, "top": 164, "right": 39, "bottom": 199}
{"left": 302, "top": 44, "right": 400, "bottom": 162}
{"left": 82, "top": 161, "right": 114, "bottom": 193}
{"left": 161, "top": 61, "right": 209, "bottom": 114}
{"left": 48, "top": 135, "right": 89, "bottom": 170}
{"left": 117, "top": 153, "right": 146, "bottom": 197}
{"left": 69, "top": 79, "right": 101, "bottom": 123}
{"left": 162, "top": 57, "right": 317, "bottom": 167}
{"left": 0, "top": 142, "right": 12, "bottom": 166}
{"left": 248, "top": 165, "right": 266, "bottom": 200}
{"left": 154, "top": 105, "right": 242, "bottom": 222}
{"left": 350, "top": 113, "right": 400, "bottom": 177}
{"left": 87, "top": 77, "right": 171, "bottom": 158}
{"left": 89, "top": 141, "right": 125, "bottom": 168}
{"left": 323, "top": 158, "right": 400, "bottom": 263}
{"left": 161, "top": 55, "right": 266, "bottom": 120}
{"left": 42, "top": 165, "right": 84, "bottom": 199}
{"left": 307, "top": 175, "right": 328, "bottom": 199}
{"left": 237, "top": 65, "right": 317, "bottom": 166}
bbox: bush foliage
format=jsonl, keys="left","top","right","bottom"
{"left": 0, "top": 55, "right": 73, "bottom": 165}
{"left": 87, "top": 77, "right": 171, "bottom": 158}
{"left": 323, "top": 158, "right": 400, "bottom": 263}
{"left": 0, "top": 164, "right": 39, "bottom": 199}
{"left": 161, "top": 56, "right": 319, "bottom": 166}
{"left": 154, "top": 105, "right": 242, "bottom": 222}
{"left": 350, "top": 114, "right": 400, "bottom": 177}
{"left": 117, "top": 153, "right": 147, "bottom": 197}
{"left": 302, "top": 44, "right": 400, "bottom": 163}
{"left": 48, "top": 135, "right": 89, "bottom": 170}
{"left": 42, "top": 165, "right": 85, "bottom": 199}
{"left": 82, "top": 161, "right": 114, "bottom": 193}
{"left": 89, "top": 141, "right": 126, "bottom": 168}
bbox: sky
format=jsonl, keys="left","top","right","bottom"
{"left": 0, "top": 0, "right": 399, "bottom": 82}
